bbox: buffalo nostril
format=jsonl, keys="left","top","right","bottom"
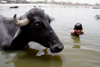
{"left": 50, "top": 44, "right": 64, "bottom": 53}
{"left": 59, "top": 45, "right": 64, "bottom": 50}
{"left": 55, "top": 46, "right": 59, "bottom": 50}
{"left": 55, "top": 45, "right": 64, "bottom": 50}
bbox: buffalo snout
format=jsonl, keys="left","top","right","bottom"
{"left": 50, "top": 43, "right": 64, "bottom": 53}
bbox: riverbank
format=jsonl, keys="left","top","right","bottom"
{"left": 0, "top": 4, "right": 99, "bottom": 8}
{"left": 0, "top": 4, "right": 61, "bottom": 6}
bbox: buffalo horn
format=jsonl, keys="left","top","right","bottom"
{"left": 13, "top": 14, "right": 29, "bottom": 26}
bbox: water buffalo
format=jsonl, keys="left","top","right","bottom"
{"left": 0, "top": 8, "right": 64, "bottom": 53}
{"left": 94, "top": 14, "right": 100, "bottom": 20}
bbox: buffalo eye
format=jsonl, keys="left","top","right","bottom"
{"left": 35, "top": 23, "right": 40, "bottom": 26}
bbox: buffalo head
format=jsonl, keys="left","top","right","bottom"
{"left": 13, "top": 8, "right": 64, "bottom": 53}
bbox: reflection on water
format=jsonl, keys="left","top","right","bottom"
{"left": 0, "top": 46, "right": 62, "bottom": 67}
{"left": 71, "top": 36, "right": 80, "bottom": 43}
{"left": 71, "top": 36, "right": 81, "bottom": 48}
{"left": 72, "top": 45, "right": 80, "bottom": 48}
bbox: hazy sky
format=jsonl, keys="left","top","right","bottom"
{"left": 28, "top": 0, "right": 100, "bottom": 4}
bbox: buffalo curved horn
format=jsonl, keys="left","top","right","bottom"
{"left": 13, "top": 14, "right": 29, "bottom": 26}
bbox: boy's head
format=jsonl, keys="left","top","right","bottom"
{"left": 74, "top": 23, "right": 82, "bottom": 30}
{"left": 74, "top": 23, "right": 83, "bottom": 35}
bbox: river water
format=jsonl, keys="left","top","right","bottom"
{"left": 0, "top": 4, "right": 100, "bottom": 67}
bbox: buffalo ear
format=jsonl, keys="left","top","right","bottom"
{"left": 12, "top": 28, "right": 21, "bottom": 40}
{"left": 11, "top": 28, "right": 22, "bottom": 45}
{"left": 11, "top": 30, "right": 26, "bottom": 49}
{"left": 46, "top": 14, "right": 54, "bottom": 23}
{"left": 11, "top": 28, "right": 26, "bottom": 48}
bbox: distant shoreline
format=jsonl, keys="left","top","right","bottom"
{"left": 0, "top": 4, "right": 99, "bottom": 8}
{"left": 0, "top": 4, "right": 59, "bottom": 6}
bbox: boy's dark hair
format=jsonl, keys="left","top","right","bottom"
{"left": 74, "top": 23, "right": 82, "bottom": 30}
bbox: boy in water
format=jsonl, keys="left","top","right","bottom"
{"left": 71, "top": 23, "right": 84, "bottom": 36}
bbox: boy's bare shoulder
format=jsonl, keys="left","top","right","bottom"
{"left": 81, "top": 31, "right": 84, "bottom": 34}
{"left": 70, "top": 31, "right": 75, "bottom": 35}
